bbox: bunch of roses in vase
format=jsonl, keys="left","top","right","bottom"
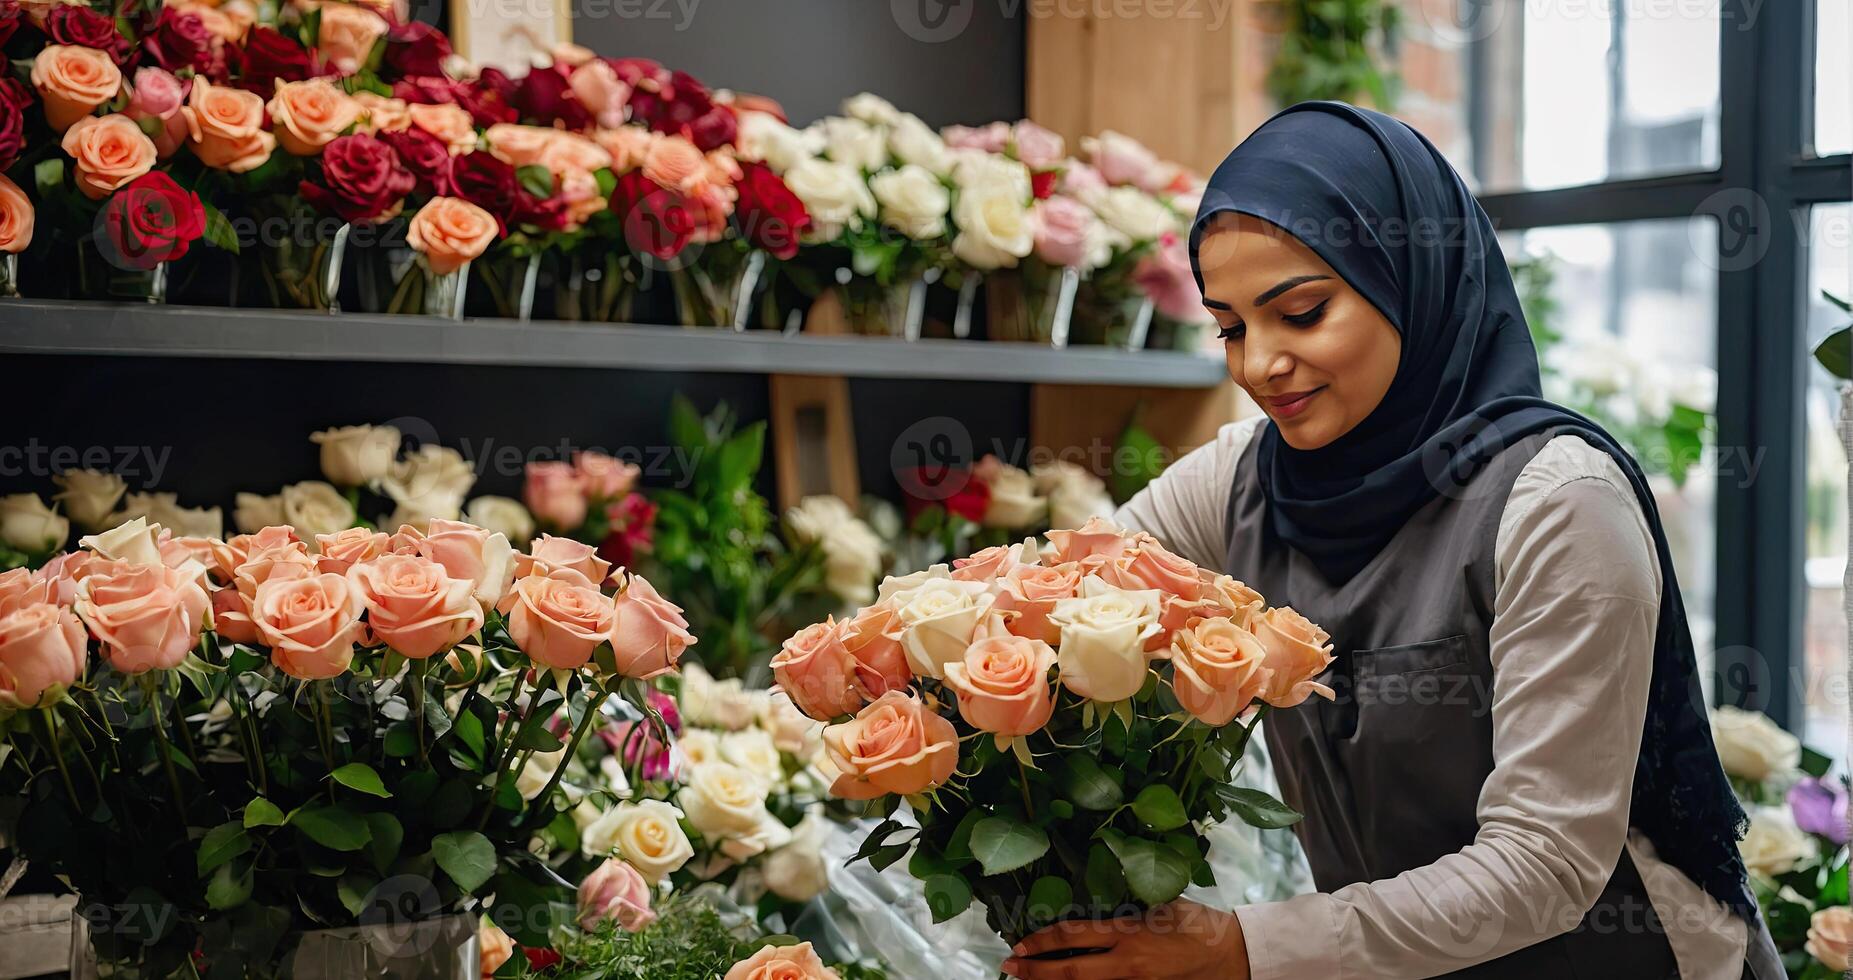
{"left": 770, "top": 517, "right": 1333, "bottom": 949}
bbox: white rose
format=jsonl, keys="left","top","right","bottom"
{"left": 891, "top": 577, "right": 994, "bottom": 678}
{"left": 112, "top": 491, "right": 223, "bottom": 539}
{"left": 762, "top": 806, "right": 830, "bottom": 902}
{"left": 281, "top": 481, "right": 357, "bottom": 541}
{"left": 233, "top": 492, "right": 285, "bottom": 534}
{"left": 0, "top": 494, "right": 68, "bottom": 554}
{"left": 680, "top": 662, "right": 760, "bottom": 731}
{"left": 677, "top": 728, "right": 722, "bottom": 768}
{"left": 465, "top": 496, "right": 535, "bottom": 545}
{"left": 52, "top": 469, "right": 126, "bottom": 531}
{"left": 980, "top": 460, "right": 1048, "bottom": 529}
{"left": 1048, "top": 483, "right": 1116, "bottom": 532}
{"left": 576, "top": 802, "right": 626, "bottom": 858}
{"left": 784, "top": 495, "right": 857, "bottom": 543}
{"left": 737, "top": 111, "right": 822, "bottom": 174}
{"left": 471, "top": 532, "right": 516, "bottom": 610}
{"left": 1049, "top": 575, "right": 1163, "bottom": 701}
{"left": 1739, "top": 807, "right": 1812, "bottom": 878}
{"left": 819, "top": 522, "right": 884, "bottom": 606}
{"left": 1710, "top": 705, "right": 1802, "bottom": 782}
{"left": 783, "top": 158, "right": 876, "bottom": 242}
{"left": 888, "top": 113, "right": 950, "bottom": 175}
{"left": 1672, "top": 365, "right": 1718, "bottom": 414}
{"left": 607, "top": 799, "right": 696, "bottom": 884}
{"left": 950, "top": 151, "right": 1031, "bottom": 200}
{"left": 1091, "top": 185, "right": 1178, "bottom": 244}
{"left": 678, "top": 761, "right": 771, "bottom": 839}
{"left": 758, "top": 691, "right": 824, "bottom": 758}
{"left": 382, "top": 445, "right": 476, "bottom": 504}
{"left": 384, "top": 489, "right": 467, "bottom": 532}
{"left": 718, "top": 809, "right": 795, "bottom": 863}
{"left": 720, "top": 728, "right": 784, "bottom": 783}
{"left": 842, "top": 91, "right": 901, "bottom": 127}
{"left": 78, "top": 516, "right": 163, "bottom": 567}
{"left": 515, "top": 748, "right": 566, "bottom": 801}
{"left": 875, "top": 563, "right": 952, "bottom": 603}
{"left": 870, "top": 164, "right": 950, "bottom": 240}
{"left": 951, "top": 187, "right": 1035, "bottom": 271}
{"left": 811, "top": 115, "right": 887, "bottom": 173}
{"left": 310, "top": 424, "right": 401, "bottom": 487}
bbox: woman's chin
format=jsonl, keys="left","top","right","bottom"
{"left": 1271, "top": 411, "right": 1341, "bottom": 450}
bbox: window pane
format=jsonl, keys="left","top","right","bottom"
{"left": 1449, "top": 3, "right": 1721, "bottom": 191}
{"left": 1817, "top": 0, "right": 1850, "bottom": 156}
{"left": 1804, "top": 202, "right": 1850, "bottom": 759}
{"left": 1501, "top": 217, "right": 1720, "bottom": 690}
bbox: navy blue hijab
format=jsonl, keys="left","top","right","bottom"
{"left": 1190, "top": 101, "right": 1756, "bottom": 920}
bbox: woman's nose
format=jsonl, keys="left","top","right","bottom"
{"left": 1244, "top": 336, "right": 1293, "bottom": 389}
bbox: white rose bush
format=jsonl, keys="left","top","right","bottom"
{"left": 770, "top": 517, "right": 1334, "bottom": 948}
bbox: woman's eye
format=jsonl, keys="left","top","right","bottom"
{"left": 1217, "top": 321, "right": 1245, "bottom": 342}
{"left": 1281, "top": 299, "right": 1329, "bottom": 326}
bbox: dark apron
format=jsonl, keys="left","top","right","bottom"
{"left": 1222, "top": 427, "right": 1701, "bottom": 978}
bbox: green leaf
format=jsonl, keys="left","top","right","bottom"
{"left": 329, "top": 763, "right": 391, "bottom": 799}
{"left": 1131, "top": 784, "right": 1189, "bottom": 832}
{"left": 1083, "top": 841, "right": 1126, "bottom": 905}
{"left": 198, "top": 822, "right": 251, "bottom": 876}
{"left": 430, "top": 831, "right": 496, "bottom": 893}
{"left": 942, "top": 809, "right": 983, "bottom": 865}
{"left": 337, "top": 871, "right": 380, "bottom": 918}
{"left": 383, "top": 724, "right": 418, "bottom": 758}
{"left": 969, "top": 815, "right": 1050, "bottom": 877}
{"left": 448, "top": 708, "right": 486, "bottom": 769}
{"left": 516, "top": 165, "right": 554, "bottom": 199}
{"left": 206, "top": 860, "right": 253, "bottom": 910}
{"left": 363, "top": 813, "right": 403, "bottom": 876}
{"left": 243, "top": 798, "right": 287, "bottom": 829}
{"left": 869, "top": 841, "right": 912, "bottom": 872}
{"left": 1101, "top": 833, "right": 1191, "bottom": 907}
{"left": 1027, "top": 876, "right": 1074, "bottom": 919}
{"left": 512, "top": 691, "right": 565, "bottom": 752}
{"left": 34, "top": 158, "right": 63, "bottom": 198}
{"left": 1061, "top": 755, "right": 1124, "bottom": 811}
{"left": 1801, "top": 745, "right": 1835, "bottom": 779}
{"left": 293, "top": 805, "right": 372, "bottom": 852}
{"left": 923, "top": 873, "right": 973, "bottom": 923}
{"left": 201, "top": 199, "right": 240, "bottom": 254}
{"left": 1212, "top": 785, "right": 1303, "bottom": 830}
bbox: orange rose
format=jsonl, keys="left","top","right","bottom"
{"left": 1043, "top": 516, "right": 1134, "bottom": 574}
{"left": 172, "top": 0, "right": 246, "bottom": 42}
{"left": 513, "top": 534, "right": 610, "bottom": 586}
{"left": 406, "top": 196, "right": 497, "bottom": 275}
{"left": 478, "top": 920, "right": 513, "bottom": 979}
{"left": 724, "top": 943, "right": 841, "bottom": 980}
{"left": 484, "top": 123, "right": 558, "bottom": 168}
{"left": 1200, "top": 571, "right": 1263, "bottom": 627}
{"left": 1124, "top": 539, "right": 1203, "bottom": 600}
{"left": 538, "top": 132, "right": 613, "bottom": 178}
{"left": 608, "top": 573, "right": 692, "bottom": 679}
{"left": 75, "top": 559, "right": 211, "bottom": 673}
{"left": 0, "top": 567, "right": 52, "bottom": 618}
{"left": 407, "top": 102, "right": 477, "bottom": 155}
{"left": 594, "top": 126, "right": 653, "bottom": 173}
{"left": 771, "top": 617, "right": 861, "bottom": 721}
{"left": 642, "top": 135, "right": 706, "bottom": 194}
{"left": 210, "top": 525, "right": 305, "bottom": 583}
{"left": 250, "top": 571, "right": 366, "bottom": 679}
{"left": 821, "top": 691, "right": 957, "bottom": 800}
{"left": 0, "top": 603, "right": 86, "bottom": 709}
{"left": 1807, "top": 906, "right": 1853, "bottom": 972}
{"left": 31, "top": 44, "right": 122, "bottom": 132}
{"left": 60, "top": 115, "right": 157, "bottom": 200}
{"left": 942, "top": 631, "right": 1056, "bottom": 737}
{"left": 573, "top": 450, "right": 638, "bottom": 500}
{"left": 314, "top": 1, "right": 387, "bottom": 74}
{"left": 314, "top": 527, "right": 391, "bottom": 575}
{"left": 840, "top": 603, "right": 912, "bottom": 700}
{"left": 415, "top": 519, "right": 514, "bottom": 609}
{"left": 269, "top": 78, "right": 361, "bottom": 156}
{"left": 991, "top": 561, "right": 1081, "bottom": 644}
{"left": 33, "top": 552, "right": 93, "bottom": 607}
{"left": 183, "top": 79, "right": 276, "bottom": 173}
{"left": 949, "top": 541, "right": 1030, "bottom": 582}
{"left": 0, "top": 174, "right": 34, "bottom": 254}
{"left": 1170, "top": 616, "right": 1269, "bottom": 726}
{"left": 348, "top": 554, "right": 482, "bottom": 659}
{"left": 505, "top": 567, "right": 614, "bottom": 669}
{"left": 352, "top": 92, "right": 410, "bottom": 134}
{"left": 1252, "top": 606, "right": 1335, "bottom": 708}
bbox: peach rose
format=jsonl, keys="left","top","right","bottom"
{"left": 942, "top": 631, "right": 1056, "bottom": 737}
{"left": 569, "top": 60, "right": 630, "bottom": 130}
{"left": 251, "top": 571, "right": 365, "bottom": 679}
{"left": 314, "top": 527, "right": 391, "bottom": 575}
{"left": 407, "top": 196, "right": 497, "bottom": 275}
{"left": 314, "top": 1, "right": 387, "bottom": 74}
{"left": 75, "top": 559, "right": 211, "bottom": 673}
{"left": 840, "top": 603, "right": 912, "bottom": 699}
{"left": 159, "top": 534, "right": 219, "bottom": 573}
{"left": 211, "top": 525, "right": 307, "bottom": 584}
{"left": 577, "top": 857, "right": 656, "bottom": 932}
{"left": 0, "top": 174, "right": 33, "bottom": 254}
{"left": 211, "top": 584, "right": 260, "bottom": 645}
{"left": 515, "top": 534, "right": 610, "bottom": 586}
{"left": 506, "top": 567, "right": 615, "bottom": 669}
{"left": 1043, "top": 516, "right": 1134, "bottom": 574}
{"left": 949, "top": 540, "right": 1031, "bottom": 582}
{"left": 60, "top": 115, "right": 157, "bottom": 200}
{"left": 573, "top": 450, "right": 638, "bottom": 501}
{"left": 1124, "top": 539, "right": 1203, "bottom": 601}
{"left": 478, "top": 919, "right": 513, "bottom": 979}
{"left": 771, "top": 617, "right": 861, "bottom": 721}
{"left": 642, "top": 135, "right": 706, "bottom": 195}
{"left": 33, "top": 552, "right": 93, "bottom": 607}
{"left": 183, "top": 79, "right": 276, "bottom": 173}
{"left": 407, "top": 102, "right": 477, "bottom": 155}
{"left": 538, "top": 132, "right": 613, "bottom": 179}
{"left": 32, "top": 44, "right": 122, "bottom": 132}
{"left": 523, "top": 461, "right": 587, "bottom": 531}
{"left": 1171, "top": 616, "right": 1270, "bottom": 726}
{"left": 415, "top": 519, "right": 515, "bottom": 609}
{"left": 1252, "top": 606, "right": 1335, "bottom": 708}
{"left": 174, "top": 0, "right": 246, "bottom": 42}
{"left": 724, "top": 942, "right": 841, "bottom": 980}
{"left": 992, "top": 561, "right": 1082, "bottom": 644}
{"left": 484, "top": 123, "right": 558, "bottom": 168}
{"left": 595, "top": 126, "right": 653, "bottom": 173}
{"left": 349, "top": 554, "right": 482, "bottom": 659}
{"left": 1201, "top": 572, "right": 1264, "bottom": 627}
{"left": 1807, "top": 906, "right": 1853, "bottom": 972}
{"left": 821, "top": 691, "right": 958, "bottom": 800}
{"left": 269, "top": 78, "right": 361, "bottom": 156}
{"left": 0, "top": 567, "right": 52, "bottom": 618}
{"left": 353, "top": 92, "right": 410, "bottom": 134}
{"left": 608, "top": 573, "right": 693, "bottom": 679}
{"left": 0, "top": 603, "right": 86, "bottom": 709}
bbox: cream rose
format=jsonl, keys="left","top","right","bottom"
{"left": 281, "top": 481, "right": 355, "bottom": 541}
{"left": 762, "top": 806, "right": 831, "bottom": 902}
{"left": 382, "top": 443, "right": 476, "bottom": 506}
{"left": 1252, "top": 606, "right": 1336, "bottom": 708}
{"left": 887, "top": 113, "right": 950, "bottom": 175}
{"left": 1091, "top": 185, "right": 1177, "bottom": 244}
{"left": 677, "top": 728, "right": 720, "bottom": 767}
{"left": 233, "top": 492, "right": 285, "bottom": 535}
{"left": 310, "top": 424, "right": 400, "bottom": 487}
{"left": 759, "top": 690, "right": 825, "bottom": 758}
{"left": 736, "top": 111, "right": 821, "bottom": 174}
{"left": 1048, "top": 575, "right": 1163, "bottom": 702}
{"left": 1710, "top": 705, "right": 1802, "bottom": 782}
{"left": 782, "top": 158, "right": 875, "bottom": 241}
{"left": 720, "top": 727, "right": 784, "bottom": 783}
{"left": 890, "top": 576, "right": 994, "bottom": 679}
{"left": 812, "top": 115, "right": 886, "bottom": 172}
{"left": 464, "top": 497, "right": 533, "bottom": 546}
{"left": 52, "top": 470, "right": 125, "bottom": 533}
{"left": 1806, "top": 906, "right": 1853, "bottom": 972}
{"left": 975, "top": 456, "right": 1046, "bottom": 529}
{"left": 1739, "top": 807, "right": 1812, "bottom": 878}
{"left": 109, "top": 492, "right": 222, "bottom": 541}
{"left": 678, "top": 760, "right": 771, "bottom": 839}
{"left": 841, "top": 92, "right": 900, "bottom": 127}
{"left": 0, "top": 494, "right": 70, "bottom": 554}
{"left": 870, "top": 164, "right": 949, "bottom": 240}
{"left": 951, "top": 186, "right": 1034, "bottom": 270}
{"left": 783, "top": 496, "right": 884, "bottom": 607}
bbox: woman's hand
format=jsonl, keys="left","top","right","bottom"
{"left": 1000, "top": 899, "right": 1250, "bottom": 980}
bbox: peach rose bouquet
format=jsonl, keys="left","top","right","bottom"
{"left": 773, "top": 517, "right": 1331, "bottom": 946}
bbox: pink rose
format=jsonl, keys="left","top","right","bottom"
{"left": 942, "top": 631, "right": 1056, "bottom": 737}
{"left": 568, "top": 60, "right": 630, "bottom": 130}
{"left": 1252, "top": 606, "right": 1335, "bottom": 708}
{"left": 1043, "top": 516, "right": 1133, "bottom": 573}
{"left": 942, "top": 121, "right": 1009, "bottom": 153}
{"left": 250, "top": 571, "right": 366, "bottom": 679}
{"left": 1123, "top": 538, "right": 1203, "bottom": 601}
{"left": 573, "top": 450, "right": 638, "bottom": 502}
{"left": 313, "top": 1, "right": 387, "bottom": 75}
{"left": 608, "top": 573, "right": 693, "bottom": 679}
{"left": 1807, "top": 906, "right": 1853, "bottom": 972}
{"left": 1058, "top": 161, "right": 1106, "bottom": 198}
{"left": 32, "top": 553, "right": 91, "bottom": 607}
{"left": 484, "top": 123, "right": 557, "bottom": 168}
{"left": 0, "top": 566, "right": 53, "bottom": 618}
{"left": 1012, "top": 121, "right": 1064, "bottom": 170}
{"left": 840, "top": 603, "right": 911, "bottom": 699}
{"left": 211, "top": 584, "right": 260, "bottom": 645}
{"left": 349, "top": 554, "right": 482, "bottom": 659}
{"left": 416, "top": 519, "right": 515, "bottom": 608}
{"left": 210, "top": 525, "right": 304, "bottom": 583}
{"left": 515, "top": 534, "right": 611, "bottom": 587}
{"left": 992, "top": 561, "right": 1082, "bottom": 644}
{"left": 577, "top": 858, "right": 656, "bottom": 932}
{"left": 1171, "top": 616, "right": 1269, "bottom": 726}
{"left": 158, "top": 534, "right": 217, "bottom": 573}
{"left": 506, "top": 567, "right": 614, "bottom": 669}
{"left": 75, "top": 559, "right": 210, "bottom": 673}
{"left": 127, "top": 67, "right": 189, "bottom": 158}
{"left": 0, "top": 602, "right": 86, "bottom": 708}
{"left": 1088, "top": 130, "right": 1162, "bottom": 189}
{"left": 950, "top": 541, "right": 1029, "bottom": 582}
{"left": 315, "top": 527, "right": 391, "bottom": 575}
{"left": 821, "top": 691, "right": 958, "bottom": 800}
{"left": 406, "top": 102, "right": 475, "bottom": 155}
{"left": 724, "top": 942, "right": 841, "bottom": 980}
{"left": 1031, "top": 196, "right": 1096, "bottom": 268}
{"left": 524, "top": 461, "right": 587, "bottom": 531}
{"left": 771, "top": 617, "right": 861, "bottom": 721}
{"left": 1133, "top": 231, "right": 1204, "bottom": 322}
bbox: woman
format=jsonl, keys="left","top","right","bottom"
{"left": 1003, "top": 103, "right": 1783, "bottom": 980}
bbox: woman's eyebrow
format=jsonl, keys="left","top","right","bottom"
{"left": 1203, "top": 298, "right": 1233, "bottom": 311}
{"left": 1254, "top": 274, "right": 1331, "bottom": 307}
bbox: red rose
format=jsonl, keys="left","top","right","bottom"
{"left": 0, "top": 0, "right": 20, "bottom": 49}
{"left": 1030, "top": 169, "right": 1058, "bottom": 200}
{"left": 513, "top": 65, "right": 588, "bottom": 130}
{"left": 687, "top": 105, "right": 736, "bottom": 152}
{"left": 47, "top": 5, "right": 134, "bottom": 67}
{"left": 900, "top": 466, "right": 989, "bottom": 524}
{"left": 0, "top": 96, "right": 24, "bottom": 172}
{"left": 609, "top": 169, "right": 694, "bottom": 261}
{"left": 608, "top": 57, "right": 667, "bottom": 89}
{"left": 144, "top": 7, "right": 215, "bottom": 76}
{"left": 100, "top": 172, "right": 206, "bottom": 271}
{"left": 732, "top": 161, "right": 809, "bottom": 261}
{"left": 436, "top": 150, "right": 515, "bottom": 224}
{"left": 382, "top": 21, "right": 451, "bottom": 80}
{"left": 521, "top": 947, "right": 562, "bottom": 970}
{"left": 392, "top": 74, "right": 458, "bottom": 104}
{"left": 0, "top": 76, "right": 29, "bottom": 112}
{"left": 629, "top": 69, "right": 712, "bottom": 137}
{"left": 378, "top": 127, "right": 448, "bottom": 194}
{"left": 234, "top": 27, "right": 319, "bottom": 93}
{"left": 299, "top": 134, "right": 416, "bottom": 224}
{"left": 596, "top": 492, "right": 656, "bottom": 568}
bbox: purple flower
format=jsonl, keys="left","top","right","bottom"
{"left": 1788, "top": 777, "right": 1850, "bottom": 845}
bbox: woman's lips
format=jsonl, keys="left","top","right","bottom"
{"left": 1264, "top": 387, "right": 1323, "bottom": 420}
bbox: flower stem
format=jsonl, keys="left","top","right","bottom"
{"left": 143, "top": 679, "right": 188, "bottom": 824}
{"left": 522, "top": 683, "right": 612, "bottom": 831}
{"left": 36, "top": 709, "right": 80, "bottom": 810}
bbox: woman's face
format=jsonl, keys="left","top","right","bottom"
{"left": 1197, "top": 213, "right": 1402, "bottom": 450}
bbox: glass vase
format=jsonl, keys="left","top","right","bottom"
{"left": 258, "top": 220, "right": 349, "bottom": 312}
{"left": 669, "top": 248, "right": 768, "bottom": 330}
{"left": 75, "top": 238, "right": 167, "bottom": 304}
{"left": 469, "top": 249, "right": 542, "bottom": 321}
{"left": 1068, "top": 283, "right": 1156, "bottom": 350}
{"left": 826, "top": 267, "right": 937, "bottom": 339}
{"left": 354, "top": 230, "right": 470, "bottom": 319}
{"left": 0, "top": 252, "right": 18, "bottom": 298}
{"left": 983, "top": 262, "right": 1081, "bottom": 346}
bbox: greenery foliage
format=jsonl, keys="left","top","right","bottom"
{"left": 1266, "top": 0, "right": 1403, "bottom": 109}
